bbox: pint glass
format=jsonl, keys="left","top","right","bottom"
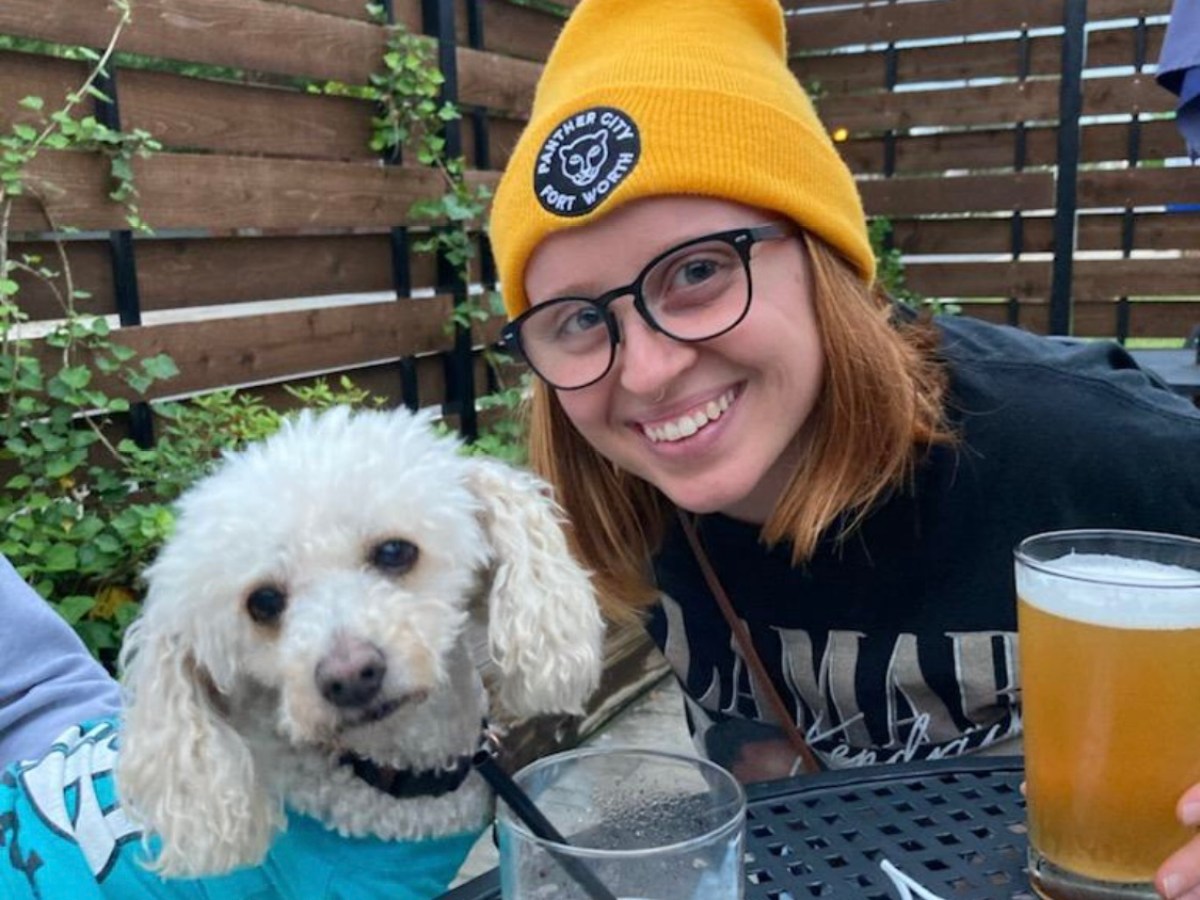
{"left": 497, "top": 748, "right": 746, "bottom": 899}
{"left": 1015, "top": 529, "right": 1200, "bottom": 899}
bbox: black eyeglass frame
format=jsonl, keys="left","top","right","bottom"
{"left": 500, "top": 223, "right": 794, "bottom": 391}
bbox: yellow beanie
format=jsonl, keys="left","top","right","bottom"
{"left": 488, "top": 0, "right": 875, "bottom": 319}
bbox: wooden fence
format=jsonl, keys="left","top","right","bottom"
{"left": 0, "top": 0, "right": 563, "bottom": 441}
{"left": 3, "top": 0, "right": 1196, "bottom": 429}
{"left": 789, "top": 0, "right": 1199, "bottom": 338}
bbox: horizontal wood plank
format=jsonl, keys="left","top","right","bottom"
{"left": 116, "top": 68, "right": 373, "bottom": 161}
{"left": 154, "top": 346, "right": 505, "bottom": 412}
{"left": 10, "top": 234, "right": 417, "bottom": 320}
{"left": 1073, "top": 259, "right": 1200, "bottom": 300}
{"left": 816, "top": 73, "right": 1171, "bottom": 135}
{"left": 0, "top": 50, "right": 90, "bottom": 131}
{"left": 1072, "top": 300, "right": 1200, "bottom": 337}
{"left": 12, "top": 151, "right": 499, "bottom": 232}
{"left": 0, "top": 55, "right": 534, "bottom": 158}
{"left": 1078, "top": 167, "right": 1200, "bottom": 209}
{"left": 0, "top": 0, "right": 381, "bottom": 84}
{"left": 888, "top": 211, "right": 1200, "bottom": 256}
{"left": 906, "top": 258, "right": 1200, "bottom": 300}
{"left": 9, "top": 239, "right": 116, "bottom": 321}
{"left": 820, "top": 79, "right": 1056, "bottom": 133}
{"left": 793, "top": 26, "right": 1165, "bottom": 96}
{"left": 959, "top": 300, "right": 1200, "bottom": 339}
{"left": 263, "top": 0, "right": 378, "bottom": 22}
{"left": 860, "top": 172, "right": 1055, "bottom": 216}
{"left": 906, "top": 260, "right": 1051, "bottom": 299}
{"left": 97, "top": 297, "right": 456, "bottom": 398}
{"left": 788, "top": 1, "right": 1063, "bottom": 53}
{"left": 787, "top": 0, "right": 1169, "bottom": 53}
{"left": 1075, "top": 211, "right": 1200, "bottom": 253}
{"left": 457, "top": 45, "right": 540, "bottom": 116}
{"left": 840, "top": 119, "right": 1185, "bottom": 177}
{"left": 0, "top": 0, "right": 537, "bottom": 115}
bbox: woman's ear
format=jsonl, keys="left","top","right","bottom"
{"left": 466, "top": 457, "right": 605, "bottom": 718}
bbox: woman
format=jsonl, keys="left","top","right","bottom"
{"left": 488, "top": 0, "right": 1200, "bottom": 895}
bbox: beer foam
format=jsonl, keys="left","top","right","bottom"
{"left": 1017, "top": 552, "right": 1200, "bottom": 629}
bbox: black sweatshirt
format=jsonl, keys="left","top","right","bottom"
{"left": 648, "top": 313, "right": 1200, "bottom": 772}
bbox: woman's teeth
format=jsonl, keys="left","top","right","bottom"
{"left": 643, "top": 390, "right": 734, "bottom": 443}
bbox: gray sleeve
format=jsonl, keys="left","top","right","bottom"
{"left": 1158, "top": 0, "right": 1200, "bottom": 91}
{"left": 1157, "top": 0, "right": 1200, "bottom": 160}
{"left": 0, "top": 554, "right": 121, "bottom": 767}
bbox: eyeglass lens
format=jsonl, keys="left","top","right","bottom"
{"left": 519, "top": 237, "right": 751, "bottom": 389}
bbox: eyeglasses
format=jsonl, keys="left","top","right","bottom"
{"left": 500, "top": 224, "right": 794, "bottom": 391}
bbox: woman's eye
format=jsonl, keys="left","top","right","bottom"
{"left": 371, "top": 539, "right": 419, "bottom": 574}
{"left": 558, "top": 304, "right": 605, "bottom": 337}
{"left": 246, "top": 585, "right": 287, "bottom": 624}
{"left": 676, "top": 258, "right": 719, "bottom": 287}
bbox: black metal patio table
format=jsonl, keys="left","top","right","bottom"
{"left": 439, "top": 755, "right": 1033, "bottom": 899}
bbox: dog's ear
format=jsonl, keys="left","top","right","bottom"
{"left": 466, "top": 457, "right": 604, "bottom": 718}
{"left": 116, "top": 602, "right": 282, "bottom": 877}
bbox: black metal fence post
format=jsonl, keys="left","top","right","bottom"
{"left": 1048, "top": 0, "right": 1088, "bottom": 336}
{"left": 422, "top": 0, "right": 477, "bottom": 441}
{"left": 93, "top": 64, "right": 154, "bottom": 448}
{"left": 464, "top": 0, "right": 502, "bottom": 397}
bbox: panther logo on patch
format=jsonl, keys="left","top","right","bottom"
{"left": 533, "top": 106, "right": 640, "bottom": 218}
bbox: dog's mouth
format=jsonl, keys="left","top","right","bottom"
{"left": 336, "top": 690, "right": 427, "bottom": 732}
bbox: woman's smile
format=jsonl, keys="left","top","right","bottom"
{"left": 636, "top": 386, "right": 738, "bottom": 444}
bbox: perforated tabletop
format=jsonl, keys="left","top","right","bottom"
{"left": 439, "top": 756, "right": 1032, "bottom": 899}
{"left": 741, "top": 756, "right": 1030, "bottom": 899}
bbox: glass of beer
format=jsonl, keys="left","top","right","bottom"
{"left": 497, "top": 747, "right": 746, "bottom": 899}
{"left": 1016, "top": 529, "right": 1200, "bottom": 899}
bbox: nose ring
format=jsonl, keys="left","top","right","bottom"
{"left": 652, "top": 387, "right": 667, "bottom": 403}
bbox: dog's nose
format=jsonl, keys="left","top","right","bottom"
{"left": 315, "top": 641, "right": 387, "bottom": 708}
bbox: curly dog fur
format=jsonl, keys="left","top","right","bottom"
{"left": 115, "top": 406, "right": 604, "bottom": 880}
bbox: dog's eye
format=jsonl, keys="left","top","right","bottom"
{"left": 371, "top": 539, "right": 418, "bottom": 574}
{"left": 246, "top": 586, "right": 287, "bottom": 624}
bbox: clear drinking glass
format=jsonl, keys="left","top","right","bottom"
{"left": 1015, "top": 529, "right": 1200, "bottom": 899}
{"left": 497, "top": 747, "right": 746, "bottom": 900}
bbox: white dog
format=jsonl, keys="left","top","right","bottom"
{"left": 0, "top": 407, "right": 603, "bottom": 899}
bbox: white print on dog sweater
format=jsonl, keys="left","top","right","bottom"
{"left": 0, "top": 719, "right": 482, "bottom": 899}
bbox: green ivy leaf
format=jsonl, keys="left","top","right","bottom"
{"left": 43, "top": 542, "right": 79, "bottom": 572}
{"left": 44, "top": 456, "right": 82, "bottom": 479}
{"left": 56, "top": 594, "right": 96, "bottom": 625}
{"left": 56, "top": 366, "right": 92, "bottom": 390}
{"left": 141, "top": 353, "right": 180, "bottom": 381}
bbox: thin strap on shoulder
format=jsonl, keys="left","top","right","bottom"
{"left": 675, "top": 509, "right": 822, "bottom": 775}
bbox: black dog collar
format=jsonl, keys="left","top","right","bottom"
{"left": 339, "top": 750, "right": 475, "bottom": 799}
{"left": 339, "top": 720, "right": 497, "bottom": 800}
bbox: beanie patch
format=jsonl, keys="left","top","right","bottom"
{"left": 533, "top": 106, "right": 640, "bottom": 218}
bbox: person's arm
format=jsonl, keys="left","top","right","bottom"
{"left": 0, "top": 554, "right": 120, "bottom": 766}
{"left": 1156, "top": 0, "right": 1200, "bottom": 160}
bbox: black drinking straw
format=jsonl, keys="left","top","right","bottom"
{"left": 473, "top": 750, "right": 618, "bottom": 900}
